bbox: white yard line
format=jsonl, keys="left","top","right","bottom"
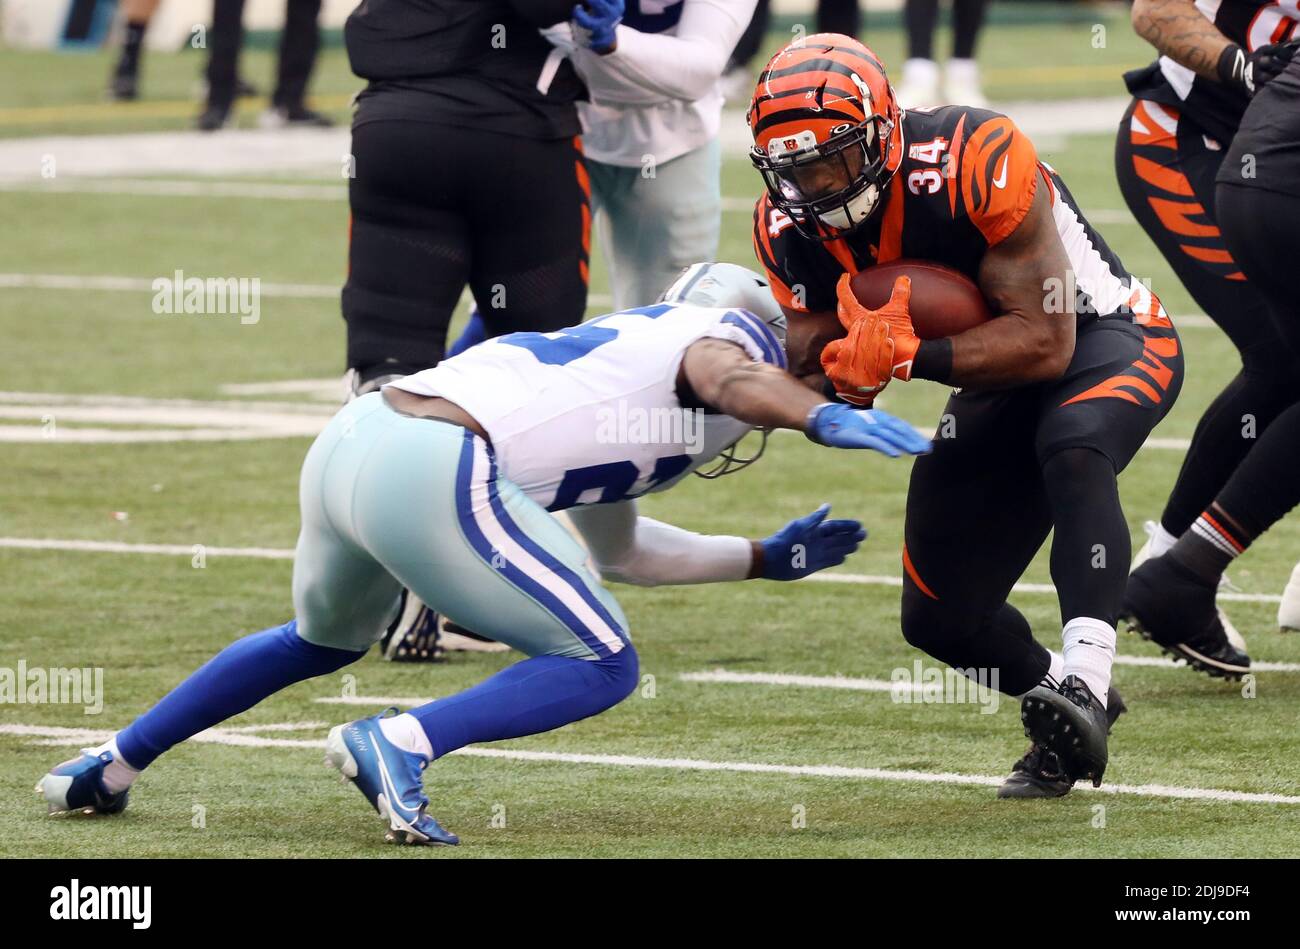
{"left": 0, "top": 538, "right": 294, "bottom": 559}
{"left": 0, "top": 390, "right": 335, "bottom": 442}
{"left": 0, "top": 272, "right": 338, "bottom": 299}
{"left": 0, "top": 535, "right": 1284, "bottom": 606}
{"left": 5, "top": 721, "right": 1296, "bottom": 805}
{"left": 313, "top": 695, "right": 442, "bottom": 707}
{"left": 0, "top": 274, "right": 614, "bottom": 312}
{"left": 680, "top": 670, "right": 903, "bottom": 692}
{"left": 0, "top": 177, "right": 347, "bottom": 201}
{"left": 801, "top": 570, "right": 1280, "bottom": 604}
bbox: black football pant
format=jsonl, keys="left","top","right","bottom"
{"left": 343, "top": 120, "right": 590, "bottom": 385}
{"left": 1205, "top": 59, "right": 1300, "bottom": 547}
{"left": 1116, "top": 98, "right": 1297, "bottom": 537}
{"left": 900, "top": 315, "right": 1184, "bottom": 696}
{"left": 206, "top": 0, "right": 321, "bottom": 111}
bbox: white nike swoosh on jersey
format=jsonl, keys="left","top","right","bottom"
{"left": 992, "top": 156, "right": 1009, "bottom": 190}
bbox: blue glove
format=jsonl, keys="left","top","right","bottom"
{"left": 573, "top": 0, "right": 623, "bottom": 55}
{"left": 760, "top": 503, "right": 867, "bottom": 581}
{"left": 805, "top": 403, "right": 931, "bottom": 457}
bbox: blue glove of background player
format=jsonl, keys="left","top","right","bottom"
{"left": 760, "top": 503, "right": 867, "bottom": 581}
{"left": 573, "top": 0, "right": 623, "bottom": 55}
{"left": 805, "top": 403, "right": 931, "bottom": 457}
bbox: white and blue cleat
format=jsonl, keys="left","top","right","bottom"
{"left": 37, "top": 750, "right": 130, "bottom": 816}
{"left": 325, "top": 710, "right": 458, "bottom": 846}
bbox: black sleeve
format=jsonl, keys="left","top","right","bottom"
{"left": 508, "top": 0, "right": 576, "bottom": 28}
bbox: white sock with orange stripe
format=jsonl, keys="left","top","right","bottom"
{"left": 1170, "top": 508, "right": 1246, "bottom": 585}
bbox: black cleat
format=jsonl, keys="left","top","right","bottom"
{"left": 1019, "top": 675, "right": 1110, "bottom": 788}
{"left": 997, "top": 743, "right": 1072, "bottom": 799}
{"left": 380, "top": 590, "right": 445, "bottom": 663}
{"left": 107, "top": 71, "right": 138, "bottom": 102}
{"left": 259, "top": 105, "right": 334, "bottom": 129}
{"left": 1122, "top": 556, "right": 1251, "bottom": 680}
{"left": 999, "top": 685, "right": 1126, "bottom": 798}
{"left": 196, "top": 103, "right": 232, "bottom": 132}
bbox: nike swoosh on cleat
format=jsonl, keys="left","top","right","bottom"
{"left": 372, "top": 744, "right": 421, "bottom": 824}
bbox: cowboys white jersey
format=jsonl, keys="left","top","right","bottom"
{"left": 387, "top": 302, "right": 786, "bottom": 511}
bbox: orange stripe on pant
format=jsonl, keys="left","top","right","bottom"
{"left": 573, "top": 136, "right": 591, "bottom": 285}
{"left": 1061, "top": 334, "right": 1180, "bottom": 407}
{"left": 902, "top": 543, "right": 938, "bottom": 600}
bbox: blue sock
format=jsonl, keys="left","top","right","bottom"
{"left": 408, "top": 647, "right": 639, "bottom": 759}
{"left": 116, "top": 620, "right": 364, "bottom": 770}
{"left": 446, "top": 307, "right": 488, "bottom": 358}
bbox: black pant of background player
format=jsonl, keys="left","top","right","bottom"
{"left": 343, "top": 121, "right": 590, "bottom": 386}
{"left": 730, "top": 0, "right": 859, "bottom": 71}
{"left": 206, "top": 0, "right": 321, "bottom": 113}
{"left": 1198, "top": 58, "right": 1300, "bottom": 553}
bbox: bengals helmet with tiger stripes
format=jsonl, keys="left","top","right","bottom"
{"left": 748, "top": 34, "right": 904, "bottom": 241}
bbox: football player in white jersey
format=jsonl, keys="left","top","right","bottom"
{"left": 448, "top": 0, "right": 755, "bottom": 360}
{"left": 38, "top": 264, "right": 930, "bottom": 846}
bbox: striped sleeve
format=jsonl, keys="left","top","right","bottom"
{"left": 703, "top": 308, "right": 789, "bottom": 371}
{"left": 958, "top": 115, "right": 1039, "bottom": 247}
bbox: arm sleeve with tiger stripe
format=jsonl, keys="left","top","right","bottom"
{"left": 958, "top": 115, "right": 1040, "bottom": 247}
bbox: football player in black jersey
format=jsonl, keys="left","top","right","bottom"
{"left": 1120, "top": 1, "right": 1300, "bottom": 657}
{"left": 342, "top": 0, "right": 591, "bottom": 397}
{"left": 749, "top": 35, "right": 1188, "bottom": 797}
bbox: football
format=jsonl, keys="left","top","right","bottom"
{"left": 849, "top": 258, "right": 993, "bottom": 339}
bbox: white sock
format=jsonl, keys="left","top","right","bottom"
{"left": 1046, "top": 650, "right": 1066, "bottom": 686}
{"left": 90, "top": 737, "right": 141, "bottom": 794}
{"left": 1061, "top": 617, "right": 1117, "bottom": 708}
{"left": 378, "top": 712, "right": 433, "bottom": 761}
{"left": 1148, "top": 521, "right": 1178, "bottom": 558}
{"left": 945, "top": 57, "right": 980, "bottom": 83}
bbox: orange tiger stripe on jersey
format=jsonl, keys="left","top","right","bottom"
{"left": 1061, "top": 334, "right": 1180, "bottom": 407}
{"left": 877, "top": 177, "right": 906, "bottom": 262}
{"left": 946, "top": 112, "right": 968, "bottom": 218}
{"left": 902, "top": 543, "right": 938, "bottom": 600}
{"left": 752, "top": 193, "right": 802, "bottom": 308}
{"left": 825, "top": 236, "right": 857, "bottom": 275}
{"left": 1132, "top": 154, "right": 1195, "bottom": 196}
{"left": 959, "top": 116, "right": 1039, "bottom": 246}
{"left": 1129, "top": 101, "right": 1179, "bottom": 149}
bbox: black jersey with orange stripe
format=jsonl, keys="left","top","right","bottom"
{"left": 752, "top": 104, "right": 1164, "bottom": 328}
{"left": 1124, "top": 0, "right": 1300, "bottom": 147}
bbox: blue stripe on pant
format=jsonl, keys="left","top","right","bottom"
{"left": 453, "top": 432, "right": 627, "bottom": 659}
{"left": 294, "top": 393, "right": 631, "bottom": 661}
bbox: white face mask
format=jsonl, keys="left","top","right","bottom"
{"left": 816, "top": 182, "right": 880, "bottom": 230}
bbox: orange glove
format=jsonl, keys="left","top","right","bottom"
{"left": 821, "top": 309, "right": 895, "bottom": 405}
{"left": 834, "top": 273, "right": 921, "bottom": 381}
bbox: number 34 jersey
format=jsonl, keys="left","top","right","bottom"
{"left": 386, "top": 303, "right": 787, "bottom": 511}
{"left": 753, "top": 104, "right": 1168, "bottom": 329}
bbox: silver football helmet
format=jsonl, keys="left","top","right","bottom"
{"left": 658, "top": 262, "right": 788, "bottom": 479}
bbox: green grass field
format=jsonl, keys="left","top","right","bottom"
{"left": 2, "top": 10, "right": 1299, "bottom": 858}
